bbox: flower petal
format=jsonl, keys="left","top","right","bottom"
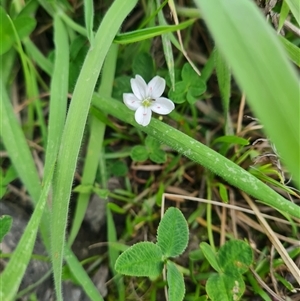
{"left": 150, "top": 97, "right": 175, "bottom": 115}
{"left": 131, "top": 75, "right": 147, "bottom": 100}
{"left": 135, "top": 106, "right": 152, "bottom": 126}
{"left": 147, "top": 76, "right": 165, "bottom": 99}
{"left": 123, "top": 93, "right": 141, "bottom": 110}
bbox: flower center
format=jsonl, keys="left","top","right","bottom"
{"left": 141, "top": 97, "right": 154, "bottom": 107}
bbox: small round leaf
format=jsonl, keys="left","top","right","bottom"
{"left": 130, "top": 145, "right": 148, "bottom": 162}
{"left": 217, "top": 240, "right": 253, "bottom": 275}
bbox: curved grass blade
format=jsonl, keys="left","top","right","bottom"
{"left": 50, "top": 1, "right": 138, "bottom": 300}
{"left": 114, "top": 19, "right": 195, "bottom": 44}
{"left": 194, "top": 0, "right": 300, "bottom": 186}
{"left": 0, "top": 163, "right": 54, "bottom": 301}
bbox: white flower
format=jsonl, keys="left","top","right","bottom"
{"left": 123, "top": 75, "right": 175, "bottom": 126}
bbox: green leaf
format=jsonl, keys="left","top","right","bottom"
{"left": 132, "top": 52, "right": 154, "bottom": 82}
{"left": 0, "top": 7, "right": 14, "bottom": 55}
{"left": 110, "top": 160, "right": 128, "bottom": 177}
{"left": 0, "top": 215, "right": 13, "bottom": 243}
{"left": 215, "top": 47, "right": 231, "bottom": 134}
{"left": 149, "top": 149, "right": 167, "bottom": 164}
{"left": 186, "top": 91, "right": 197, "bottom": 105}
{"left": 285, "top": 0, "right": 300, "bottom": 25}
{"left": 84, "top": 0, "right": 94, "bottom": 44}
{"left": 93, "top": 97, "right": 300, "bottom": 218}
{"left": 93, "top": 187, "right": 109, "bottom": 199}
{"left": 167, "top": 261, "right": 185, "bottom": 301}
{"left": 157, "top": 207, "right": 189, "bottom": 258}
{"left": 114, "top": 19, "right": 195, "bottom": 44}
{"left": 194, "top": 0, "right": 300, "bottom": 186}
{"left": 73, "top": 184, "right": 94, "bottom": 194}
{"left": 107, "top": 202, "right": 126, "bottom": 214}
{"left": 64, "top": 246, "right": 104, "bottom": 301}
{"left": 115, "top": 242, "right": 163, "bottom": 278}
{"left": 0, "top": 163, "right": 55, "bottom": 301}
{"left": 13, "top": 16, "right": 36, "bottom": 41}
{"left": 218, "top": 183, "right": 229, "bottom": 203}
{"left": 188, "top": 83, "right": 206, "bottom": 97}
{"left": 168, "top": 81, "right": 187, "bottom": 104}
{"left": 217, "top": 240, "right": 253, "bottom": 275}
{"left": 145, "top": 135, "right": 160, "bottom": 150}
{"left": 200, "top": 242, "right": 221, "bottom": 273}
{"left": 206, "top": 273, "right": 245, "bottom": 301}
{"left": 69, "top": 36, "right": 89, "bottom": 91}
{"left": 130, "top": 145, "right": 148, "bottom": 162}
{"left": 112, "top": 75, "right": 131, "bottom": 99}
{"left": 0, "top": 7, "right": 36, "bottom": 55}
{"left": 50, "top": 1, "right": 139, "bottom": 300}
{"left": 181, "top": 63, "right": 199, "bottom": 84}
{"left": 278, "top": 0, "right": 290, "bottom": 32}
{"left": 212, "top": 135, "right": 249, "bottom": 146}
{"left": 279, "top": 35, "right": 300, "bottom": 67}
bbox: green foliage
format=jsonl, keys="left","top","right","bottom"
{"left": 0, "top": 6, "right": 36, "bottom": 55}
{"left": 130, "top": 135, "right": 167, "bottom": 164}
{"left": 109, "top": 160, "right": 128, "bottom": 177}
{"left": 115, "top": 242, "right": 164, "bottom": 278}
{"left": 114, "top": 19, "right": 195, "bottom": 44}
{"left": 157, "top": 207, "right": 189, "bottom": 258}
{"left": 132, "top": 52, "right": 154, "bottom": 82}
{"left": 168, "top": 63, "right": 206, "bottom": 104}
{"left": 194, "top": 0, "right": 300, "bottom": 186}
{"left": 201, "top": 240, "right": 253, "bottom": 301}
{"left": 115, "top": 207, "right": 189, "bottom": 301}
{"left": 0, "top": 215, "right": 13, "bottom": 243}
{"left": 0, "top": 166, "right": 17, "bottom": 198}
{"left": 167, "top": 261, "right": 185, "bottom": 301}
{"left": 1, "top": 0, "right": 299, "bottom": 300}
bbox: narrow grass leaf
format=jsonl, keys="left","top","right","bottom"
{"left": 279, "top": 35, "right": 300, "bottom": 67}
{"left": 84, "top": 0, "right": 94, "bottom": 44}
{"left": 68, "top": 43, "right": 118, "bottom": 246}
{"left": 0, "top": 163, "right": 54, "bottom": 301}
{"left": 200, "top": 242, "right": 221, "bottom": 273}
{"left": 194, "top": 0, "right": 300, "bottom": 186}
{"left": 114, "top": 19, "right": 195, "bottom": 44}
{"left": 43, "top": 15, "right": 69, "bottom": 178}
{"left": 23, "top": 38, "right": 53, "bottom": 75}
{"left": 156, "top": 0, "right": 175, "bottom": 89}
{"left": 50, "top": 1, "right": 138, "bottom": 299}
{"left": 64, "top": 247, "right": 104, "bottom": 301}
{"left": 0, "top": 79, "right": 41, "bottom": 202}
{"left": 278, "top": 0, "right": 290, "bottom": 32}
{"left": 214, "top": 47, "right": 232, "bottom": 135}
{"left": 92, "top": 95, "right": 300, "bottom": 219}
{"left": 285, "top": 0, "right": 300, "bottom": 25}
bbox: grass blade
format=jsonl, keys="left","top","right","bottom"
{"left": 43, "top": 15, "right": 69, "bottom": 178}
{"left": 194, "top": 0, "right": 300, "bottom": 186}
{"left": 0, "top": 79, "right": 41, "bottom": 202}
{"left": 92, "top": 94, "right": 300, "bottom": 219}
{"left": 0, "top": 163, "right": 54, "bottom": 301}
{"left": 50, "top": 1, "right": 138, "bottom": 300}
